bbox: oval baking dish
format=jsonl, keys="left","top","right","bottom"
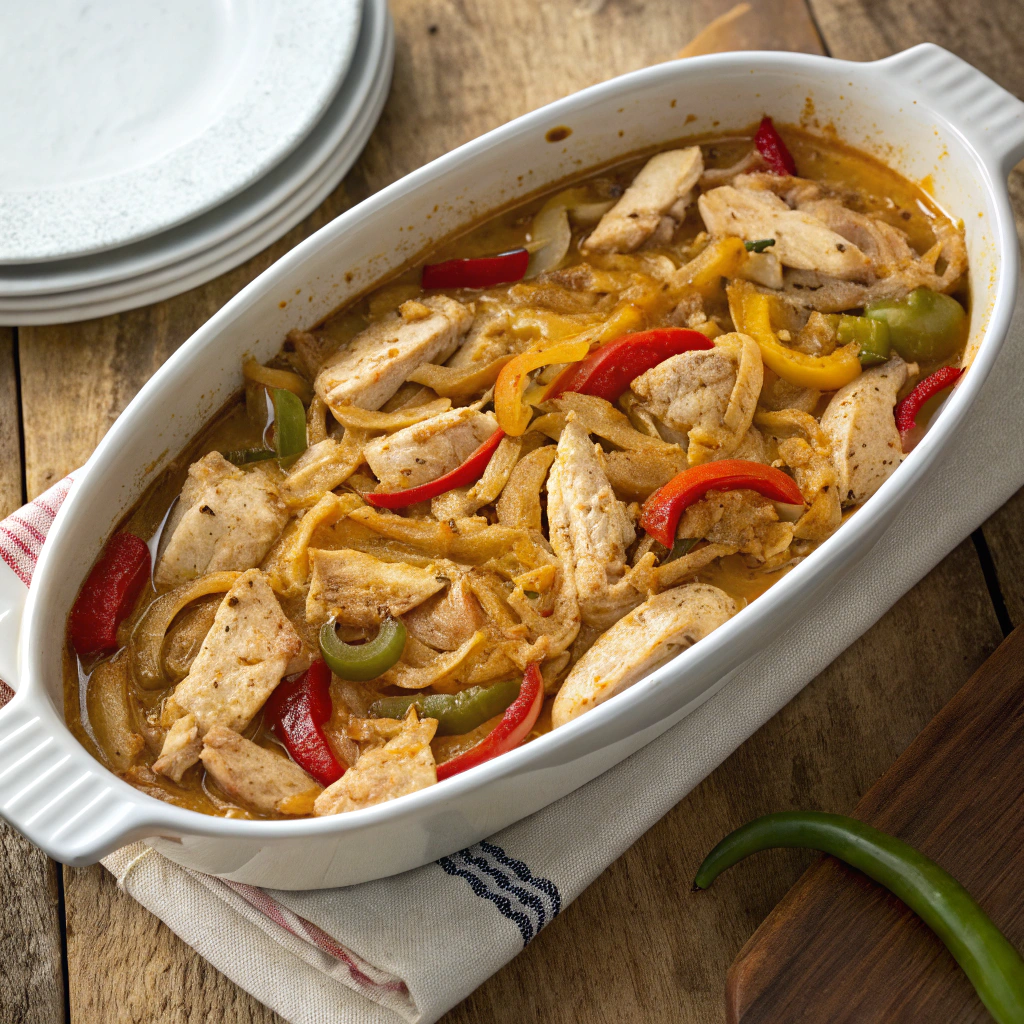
{"left": 1, "top": 43, "right": 1023, "bottom": 890}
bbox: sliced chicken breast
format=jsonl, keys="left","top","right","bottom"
{"left": 631, "top": 332, "right": 763, "bottom": 465}
{"left": 154, "top": 570, "right": 302, "bottom": 778}
{"left": 315, "top": 295, "right": 473, "bottom": 415}
{"left": 155, "top": 452, "right": 288, "bottom": 588}
{"left": 820, "top": 356, "right": 913, "bottom": 505}
{"left": 200, "top": 726, "right": 322, "bottom": 815}
{"left": 546, "top": 415, "right": 640, "bottom": 629}
{"left": 314, "top": 708, "right": 437, "bottom": 815}
{"left": 305, "top": 548, "right": 445, "bottom": 627}
{"left": 698, "top": 185, "right": 872, "bottom": 281}
{"left": 363, "top": 407, "right": 499, "bottom": 491}
{"left": 551, "top": 584, "right": 736, "bottom": 727}
{"left": 582, "top": 147, "right": 704, "bottom": 254}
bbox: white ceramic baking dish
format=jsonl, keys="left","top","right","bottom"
{"left": 1, "top": 44, "right": 1022, "bottom": 890}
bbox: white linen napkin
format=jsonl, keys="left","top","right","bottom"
{"left": 3, "top": 284, "right": 1023, "bottom": 1024}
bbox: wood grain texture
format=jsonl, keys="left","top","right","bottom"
{"left": 0, "top": 328, "right": 67, "bottom": 1024}
{"left": 725, "top": 625, "right": 1024, "bottom": 1024}
{"left": 982, "top": 489, "right": 1024, "bottom": 626}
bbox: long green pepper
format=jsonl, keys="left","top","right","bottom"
{"left": 370, "top": 678, "right": 521, "bottom": 735}
{"left": 694, "top": 812, "right": 1024, "bottom": 1024}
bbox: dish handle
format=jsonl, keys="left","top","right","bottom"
{"left": 0, "top": 692, "right": 154, "bottom": 866}
{"left": 877, "top": 44, "right": 1024, "bottom": 177}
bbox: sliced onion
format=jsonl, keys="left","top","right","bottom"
{"left": 526, "top": 197, "right": 572, "bottom": 278}
{"left": 568, "top": 199, "right": 615, "bottom": 226}
{"left": 242, "top": 358, "right": 313, "bottom": 405}
{"left": 131, "top": 571, "right": 241, "bottom": 689}
{"left": 772, "top": 500, "right": 806, "bottom": 522}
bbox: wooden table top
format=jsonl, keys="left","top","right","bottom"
{"left": 3, "top": 1, "right": 1024, "bottom": 1022}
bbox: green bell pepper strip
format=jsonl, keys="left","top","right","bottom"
{"left": 864, "top": 287, "right": 966, "bottom": 362}
{"left": 369, "top": 678, "right": 521, "bottom": 736}
{"left": 825, "top": 313, "right": 891, "bottom": 366}
{"left": 222, "top": 447, "right": 277, "bottom": 466}
{"left": 693, "top": 811, "right": 1024, "bottom": 1024}
{"left": 319, "top": 616, "right": 406, "bottom": 681}
{"left": 744, "top": 238, "right": 776, "bottom": 253}
{"left": 272, "top": 387, "right": 308, "bottom": 463}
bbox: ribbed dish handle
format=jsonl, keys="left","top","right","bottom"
{"left": 0, "top": 695, "right": 146, "bottom": 865}
{"left": 878, "top": 44, "right": 1024, "bottom": 177}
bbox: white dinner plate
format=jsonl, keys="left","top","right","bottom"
{"left": 0, "top": 0, "right": 363, "bottom": 264}
{"left": 0, "top": 1, "right": 393, "bottom": 326}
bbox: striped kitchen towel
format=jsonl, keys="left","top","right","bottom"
{"left": 3, "top": 285, "right": 1024, "bottom": 1023}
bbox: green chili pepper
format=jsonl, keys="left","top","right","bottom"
{"left": 222, "top": 448, "right": 278, "bottom": 466}
{"left": 319, "top": 616, "right": 406, "bottom": 681}
{"left": 694, "top": 812, "right": 1024, "bottom": 1024}
{"left": 272, "top": 387, "right": 308, "bottom": 464}
{"left": 369, "top": 678, "right": 521, "bottom": 735}
{"left": 825, "top": 313, "right": 891, "bottom": 366}
{"left": 864, "top": 287, "right": 966, "bottom": 362}
{"left": 745, "top": 238, "right": 776, "bottom": 253}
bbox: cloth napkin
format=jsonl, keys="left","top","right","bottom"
{"left": 3, "top": 284, "right": 1023, "bottom": 1024}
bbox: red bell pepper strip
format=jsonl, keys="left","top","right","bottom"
{"left": 640, "top": 459, "right": 805, "bottom": 548}
{"left": 69, "top": 533, "right": 151, "bottom": 656}
{"left": 422, "top": 248, "right": 530, "bottom": 290}
{"left": 436, "top": 662, "right": 544, "bottom": 781}
{"left": 754, "top": 116, "right": 797, "bottom": 176}
{"left": 544, "top": 327, "right": 714, "bottom": 402}
{"left": 264, "top": 659, "right": 345, "bottom": 788}
{"left": 895, "top": 365, "right": 962, "bottom": 449}
{"left": 365, "top": 428, "right": 506, "bottom": 509}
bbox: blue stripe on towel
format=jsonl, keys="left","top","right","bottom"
{"left": 437, "top": 841, "right": 562, "bottom": 947}
{"left": 437, "top": 856, "right": 535, "bottom": 945}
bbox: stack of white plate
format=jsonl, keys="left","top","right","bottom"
{"left": 0, "top": 0, "right": 393, "bottom": 325}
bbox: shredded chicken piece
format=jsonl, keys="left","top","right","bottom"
{"left": 305, "top": 548, "right": 446, "bottom": 627}
{"left": 315, "top": 295, "right": 473, "bottom": 415}
{"left": 364, "top": 408, "right": 498, "bottom": 491}
{"left": 820, "top": 356, "right": 914, "bottom": 505}
{"left": 698, "top": 185, "right": 873, "bottom": 281}
{"left": 314, "top": 708, "right": 438, "bottom": 815}
{"left": 155, "top": 453, "right": 288, "bottom": 588}
{"left": 582, "top": 148, "right": 704, "bottom": 254}
{"left": 546, "top": 416, "right": 644, "bottom": 629}
{"left": 551, "top": 584, "right": 735, "bottom": 726}
{"left": 200, "top": 727, "right": 322, "bottom": 815}
{"left": 630, "top": 332, "right": 763, "bottom": 465}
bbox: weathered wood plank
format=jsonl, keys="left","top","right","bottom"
{"left": 725, "top": 625, "right": 1024, "bottom": 1024}
{"left": 442, "top": 540, "right": 1003, "bottom": 1024}
{"left": 0, "top": 328, "right": 67, "bottom": 1024}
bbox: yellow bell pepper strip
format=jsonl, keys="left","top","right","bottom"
{"left": 676, "top": 236, "right": 747, "bottom": 295}
{"left": 495, "top": 337, "right": 593, "bottom": 435}
{"left": 727, "top": 281, "right": 861, "bottom": 390}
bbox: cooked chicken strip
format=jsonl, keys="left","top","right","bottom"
{"left": 155, "top": 452, "right": 288, "bottom": 588}
{"left": 315, "top": 295, "right": 473, "bottom": 415}
{"left": 446, "top": 310, "right": 515, "bottom": 368}
{"left": 314, "top": 708, "right": 437, "bottom": 815}
{"left": 582, "top": 148, "right": 704, "bottom": 254}
{"left": 546, "top": 416, "right": 640, "bottom": 629}
{"left": 630, "top": 332, "right": 763, "bottom": 465}
{"left": 403, "top": 575, "right": 485, "bottom": 651}
{"left": 363, "top": 407, "right": 499, "bottom": 491}
{"left": 154, "top": 570, "right": 302, "bottom": 779}
{"left": 200, "top": 726, "right": 322, "bottom": 815}
{"left": 305, "top": 548, "right": 445, "bottom": 627}
{"left": 820, "top": 356, "right": 913, "bottom": 506}
{"left": 551, "top": 584, "right": 736, "bottom": 727}
{"left": 698, "top": 186, "right": 872, "bottom": 281}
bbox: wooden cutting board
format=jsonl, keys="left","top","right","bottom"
{"left": 725, "top": 625, "right": 1024, "bottom": 1023}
